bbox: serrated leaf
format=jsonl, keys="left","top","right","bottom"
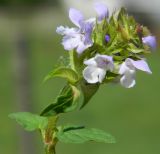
{"left": 40, "top": 84, "right": 80, "bottom": 116}
{"left": 9, "top": 112, "right": 48, "bottom": 131}
{"left": 44, "top": 67, "right": 79, "bottom": 84}
{"left": 80, "top": 80, "right": 99, "bottom": 109}
{"left": 56, "top": 125, "right": 116, "bottom": 144}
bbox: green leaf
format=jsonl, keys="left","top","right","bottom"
{"left": 9, "top": 112, "right": 48, "bottom": 131}
{"left": 44, "top": 67, "right": 79, "bottom": 84}
{"left": 56, "top": 125, "right": 116, "bottom": 144}
{"left": 80, "top": 80, "right": 99, "bottom": 109}
{"left": 104, "top": 72, "right": 119, "bottom": 83}
{"left": 40, "top": 84, "right": 80, "bottom": 116}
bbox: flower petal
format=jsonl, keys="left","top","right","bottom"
{"left": 120, "top": 74, "right": 136, "bottom": 88}
{"left": 69, "top": 8, "right": 84, "bottom": 27}
{"left": 119, "top": 60, "right": 136, "bottom": 88}
{"left": 130, "top": 59, "right": 152, "bottom": 74}
{"left": 56, "top": 26, "right": 78, "bottom": 36}
{"left": 83, "top": 22, "right": 93, "bottom": 45}
{"left": 62, "top": 35, "right": 80, "bottom": 51}
{"left": 94, "top": 3, "right": 109, "bottom": 22}
{"left": 95, "top": 54, "right": 114, "bottom": 70}
{"left": 84, "top": 58, "right": 97, "bottom": 66}
{"left": 85, "top": 17, "right": 96, "bottom": 26}
{"left": 83, "top": 66, "right": 106, "bottom": 83}
{"left": 142, "top": 36, "right": 156, "bottom": 49}
{"left": 119, "top": 62, "right": 129, "bottom": 75}
{"left": 76, "top": 42, "right": 89, "bottom": 54}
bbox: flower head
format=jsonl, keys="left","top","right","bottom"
{"left": 83, "top": 54, "right": 114, "bottom": 83}
{"left": 119, "top": 58, "right": 152, "bottom": 88}
{"left": 142, "top": 36, "right": 156, "bottom": 50}
{"left": 56, "top": 8, "right": 94, "bottom": 54}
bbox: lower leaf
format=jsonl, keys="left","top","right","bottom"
{"left": 9, "top": 112, "right": 48, "bottom": 131}
{"left": 56, "top": 125, "right": 116, "bottom": 144}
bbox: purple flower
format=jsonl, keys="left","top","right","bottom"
{"left": 56, "top": 8, "right": 95, "bottom": 54}
{"left": 119, "top": 58, "right": 152, "bottom": 88}
{"left": 105, "top": 35, "right": 110, "bottom": 43}
{"left": 94, "top": 3, "right": 109, "bottom": 22}
{"left": 142, "top": 36, "right": 156, "bottom": 49}
{"left": 83, "top": 54, "right": 114, "bottom": 83}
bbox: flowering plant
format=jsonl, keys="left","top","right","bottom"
{"left": 9, "top": 3, "right": 156, "bottom": 154}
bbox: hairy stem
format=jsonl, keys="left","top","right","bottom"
{"left": 42, "top": 116, "right": 58, "bottom": 154}
{"left": 69, "top": 50, "right": 77, "bottom": 71}
{"left": 45, "top": 144, "right": 56, "bottom": 154}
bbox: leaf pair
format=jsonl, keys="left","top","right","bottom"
{"left": 9, "top": 112, "right": 116, "bottom": 144}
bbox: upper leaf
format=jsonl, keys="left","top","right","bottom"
{"left": 9, "top": 112, "right": 48, "bottom": 131}
{"left": 44, "top": 67, "right": 79, "bottom": 85}
{"left": 56, "top": 125, "right": 116, "bottom": 144}
{"left": 40, "top": 84, "right": 80, "bottom": 116}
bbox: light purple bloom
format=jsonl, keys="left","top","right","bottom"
{"left": 119, "top": 58, "right": 152, "bottom": 88}
{"left": 83, "top": 54, "right": 114, "bottom": 83}
{"left": 94, "top": 3, "right": 109, "bottom": 22}
{"left": 142, "top": 36, "right": 156, "bottom": 49}
{"left": 56, "top": 8, "right": 94, "bottom": 54}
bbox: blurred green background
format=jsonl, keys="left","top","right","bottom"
{"left": 0, "top": 0, "right": 160, "bottom": 154}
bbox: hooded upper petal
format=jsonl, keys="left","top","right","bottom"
{"left": 129, "top": 59, "right": 152, "bottom": 74}
{"left": 94, "top": 3, "right": 109, "bottom": 22}
{"left": 94, "top": 54, "right": 114, "bottom": 70}
{"left": 142, "top": 36, "right": 156, "bottom": 49}
{"left": 69, "top": 8, "right": 84, "bottom": 27}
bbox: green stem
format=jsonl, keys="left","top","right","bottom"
{"left": 42, "top": 116, "right": 58, "bottom": 154}
{"left": 69, "top": 50, "right": 84, "bottom": 74}
{"left": 69, "top": 50, "right": 77, "bottom": 71}
{"left": 45, "top": 144, "right": 56, "bottom": 154}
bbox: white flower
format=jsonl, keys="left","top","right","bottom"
{"left": 83, "top": 54, "right": 114, "bottom": 83}
{"left": 119, "top": 58, "right": 152, "bottom": 88}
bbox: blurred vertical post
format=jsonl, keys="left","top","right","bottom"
{"left": 13, "top": 31, "right": 36, "bottom": 154}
